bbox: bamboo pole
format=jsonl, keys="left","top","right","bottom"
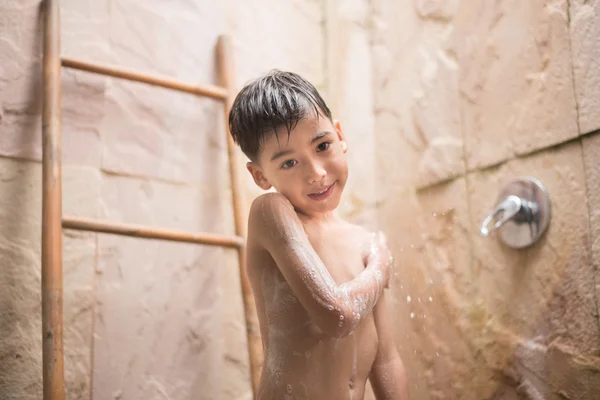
{"left": 62, "top": 216, "right": 244, "bottom": 248}
{"left": 216, "top": 35, "right": 263, "bottom": 398}
{"left": 61, "top": 57, "right": 228, "bottom": 100}
{"left": 42, "top": 1, "right": 65, "bottom": 399}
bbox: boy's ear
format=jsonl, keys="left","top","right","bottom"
{"left": 246, "top": 162, "right": 272, "bottom": 191}
{"left": 334, "top": 120, "right": 348, "bottom": 154}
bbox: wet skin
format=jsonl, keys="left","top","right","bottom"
{"left": 245, "top": 113, "right": 408, "bottom": 399}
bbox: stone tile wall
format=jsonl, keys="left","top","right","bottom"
{"left": 1, "top": 0, "right": 599, "bottom": 399}
{"left": 368, "top": 0, "right": 600, "bottom": 398}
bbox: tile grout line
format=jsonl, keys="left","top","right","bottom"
{"left": 456, "top": 60, "right": 478, "bottom": 288}
{"left": 564, "top": 0, "right": 598, "bottom": 334}
{"left": 416, "top": 129, "right": 600, "bottom": 194}
{"left": 566, "top": 0, "right": 583, "bottom": 137}
{"left": 578, "top": 139, "right": 600, "bottom": 341}
{"left": 88, "top": 231, "right": 99, "bottom": 400}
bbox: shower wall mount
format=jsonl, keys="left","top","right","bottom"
{"left": 480, "top": 177, "right": 552, "bottom": 249}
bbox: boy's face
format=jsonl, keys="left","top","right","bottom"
{"left": 247, "top": 113, "right": 349, "bottom": 218}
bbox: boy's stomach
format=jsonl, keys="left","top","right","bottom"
{"left": 257, "top": 308, "right": 379, "bottom": 400}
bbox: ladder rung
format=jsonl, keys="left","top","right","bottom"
{"left": 61, "top": 57, "right": 228, "bottom": 100}
{"left": 62, "top": 216, "right": 244, "bottom": 248}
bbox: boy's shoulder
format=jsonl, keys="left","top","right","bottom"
{"left": 249, "top": 192, "right": 295, "bottom": 223}
{"left": 247, "top": 192, "right": 300, "bottom": 240}
{"left": 248, "top": 192, "right": 372, "bottom": 247}
{"left": 250, "top": 191, "right": 292, "bottom": 211}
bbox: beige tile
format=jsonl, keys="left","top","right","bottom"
{"left": 0, "top": 158, "right": 99, "bottom": 399}
{"left": 570, "top": 0, "right": 600, "bottom": 134}
{"left": 370, "top": 0, "right": 465, "bottom": 191}
{"left": 582, "top": 131, "right": 600, "bottom": 343}
{"left": 229, "top": 0, "right": 323, "bottom": 89}
{"left": 62, "top": 167, "right": 102, "bottom": 400}
{"left": 99, "top": 79, "right": 225, "bottom": 182}
{"left": 92, "top": 172, "right": 238, "bottom": 399}
{"left": 99, "top": 0, "right": 227, "bottom": 182}
{"left": 59, "top": 0, "right": 113, "bottom": 169}
{"left": 61, "top": 0, "right": 112, "bottom": 62}
{"left": 0, "top": 0, "right": 105, "bottom": 167}
{"left": 378, "top": 178, "right": 478, "bottom": 399}
{"left": 467, "top": 140, "right": 597, "bottom": 397}
{"left": 219, "top": 249, "right": 253, "bottom": 400}
{"left": 106, "top": 0, "right": 226, "bottom": 84}
{"left": 457, "top": 0, "right": 579, "bottom": 170}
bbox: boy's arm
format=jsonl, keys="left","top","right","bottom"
{"left": 250, "top": 192, "right": 390, "bottom": 338}
{"left": 369, "top": 292, "right": 409, "bottom": 400}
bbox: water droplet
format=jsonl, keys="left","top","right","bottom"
{"left": 339, "top": 315, "right": 344, "bottom": 321}
{"left": 339, "top": 321, "right": 344, "bottom": 327}
{"left": 410, "top": 312, "right": 415, "bottom": 319}
{"left": 418, "top": 297, "right": 422, "bottom": 303}
{"left": 406, "top": 296, "right": 412, "bottom": 303}
{"left": 432, "top": 212, "right": 437, "bottom": 216}
{"left": 436, "top": 352, "right": 440, "bottom": 357}
{"left": 328, "top": 305, "right": 334, "bottom": 311}
{"left": 305, "top": 351, "right": 311, "bottom": 358}
{"left": 429, "top": 296, "right": 433, "bottom": 302}
{"left": 287, "top": 384, "right": 292, "bottom": 394}
{"left": 423, "top": 314, "right": 427, "bottom": 319}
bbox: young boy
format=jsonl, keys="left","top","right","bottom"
{"left": 229, "top": 70, "right": 408, "bottom": 400}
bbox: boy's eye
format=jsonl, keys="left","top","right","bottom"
{"left": 317, "top": 142, "right": 331, "bottom": 152}
{"left": 281, "top": 160, "right": 297, "bottom": 169}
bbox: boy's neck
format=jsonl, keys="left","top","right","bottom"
{"left": 296, "top": 208, "right": 340, "bottom": 226}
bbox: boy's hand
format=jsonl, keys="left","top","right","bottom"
{"left": 363, "top": 232, "right": 393, "bottom": 288}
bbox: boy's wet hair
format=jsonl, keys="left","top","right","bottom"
{"left": 228, "top": 70, "right": 332, "bottom": 161}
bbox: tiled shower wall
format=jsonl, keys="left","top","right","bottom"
{"left": 2, "top": 0, "right": 599, "bottom": 399}
{"left": 367, "top": 0, "right": 600, "bottom": 398}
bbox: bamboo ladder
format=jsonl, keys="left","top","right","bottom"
{"left": 41, "top": 1, "right": 263, "bottom": 399}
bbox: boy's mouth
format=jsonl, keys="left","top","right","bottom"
{"left": 308, "top": 182, "right": 336, "bottom": 201}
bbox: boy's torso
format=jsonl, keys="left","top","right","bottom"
{"left": 248, "top": 216, "right": 380, "bottom": 400}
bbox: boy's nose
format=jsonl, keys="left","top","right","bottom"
{"left": 307, "top": 162, "right": 326, "bottom": 184}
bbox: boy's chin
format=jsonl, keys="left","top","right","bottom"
{"left": 295, "top": 199, "right": 340, "bottom": 216}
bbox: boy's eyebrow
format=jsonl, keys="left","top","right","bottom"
{"left": 270, "top": 148, "right": 294, "bottom": 161}
{"left": 311, "top": 131, "right": 331, "bottom": 144}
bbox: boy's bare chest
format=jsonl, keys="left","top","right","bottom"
{"left": 304, "top": 223, "right": 367, "bottom": 284}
